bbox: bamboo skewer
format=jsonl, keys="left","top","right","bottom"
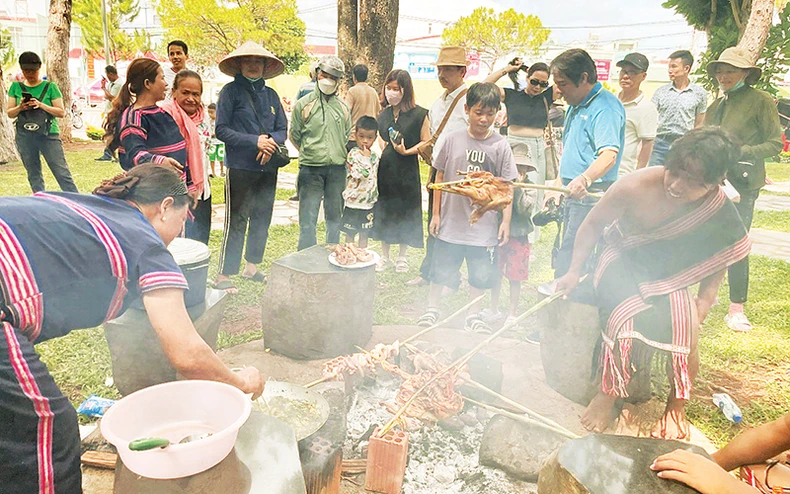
{"left": 377, "top": 289, "right": 567, "bottom": 437}
{"left": 402, "top": 342, "right": 577, "bottom": 438}
{"left": 402, "top": 294, "right": 486, "bottom": 346}
{"left": 428, "top": 179, "right": 603, "bottom": 199}
{"left": 464, "top": 397, "right": 579, "bottom": 439}
{"left": 303, "top": 295, "right": 487, "bottom": 389}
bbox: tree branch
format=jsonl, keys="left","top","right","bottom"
{"left": 730, "top": 0, "right": 743, "bottom": 30}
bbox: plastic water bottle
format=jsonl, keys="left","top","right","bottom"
{"left": 712, "top": 393, "right": 742, "bottom": 423}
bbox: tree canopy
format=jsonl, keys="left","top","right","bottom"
{"left": 157, "top": 0, "right": 307, "bottom": 73}
{"left": 73, "top": 0, "right": 151, "bottom": 59}
{"left": 442, "top": 8, "right": 549, "bottom": 72}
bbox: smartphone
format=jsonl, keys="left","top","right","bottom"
{"left": 21, "top": 91, "right": 33, "bottom": 102}
{"left": 388, "top": 126, "right": 402, "bottom": 145}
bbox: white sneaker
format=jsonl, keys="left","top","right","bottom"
{"left": 725, "top": 312, "right": 752, "bottom": 332}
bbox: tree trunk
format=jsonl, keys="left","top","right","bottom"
{"left": 356, "top": 0, "right": 398, "bottom": 92}
{"left": 46, "top": 0, "right": 73, "bottom": 142}
{"left": 737, "top": 0, "right": 773, "bottom": 62}
{"left": 337, "top": 0, "right": 358, "bottom": 92}
{"left": 0, "top": 66, "right": 19, "bottom": 164}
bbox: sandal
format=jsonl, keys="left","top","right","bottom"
{"left": 395, "top": 257, "right": 409, "bottom": 273}
{"left": 417, "top": 308, "right": 440, "bottom": 327}
{"left": 376, "top": 257, "right": 394, "bottom": 272}
{"left": 725, "top": 312, "right": 752, "bottom": 332}
{"left": 464, "top": 314, "right": 492, "bottom": 334}
{"left": 502, "top": 315, "right": 519, "bottom": 329}
{"left": 242, "top": 271, "right": 268, "bottom": 284}
{"left": 212, "top": 280, "right": 238, "bottom": 294}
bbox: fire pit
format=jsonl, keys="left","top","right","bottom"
{"left": 341, "top": 377, "right": 537, "bottom": 493}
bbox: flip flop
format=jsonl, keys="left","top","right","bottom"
{"left": 212, "top": 280, "right": 237, "bottom": 293}
{"left": 242, "top": 272, "right": 268, "bottom": 284}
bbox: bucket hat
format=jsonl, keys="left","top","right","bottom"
{"left": 511, "top": 142, "right": 537, "bottom": 170}
{"left": 435, "top": 46, "right": 467, "bottom": 67}
{"left": 219, "top": 41, "right": 285, "bottom": 79}
{"left": 706, "top": 47, "right": 762, "bottom": 86}
{"left": 317, "top": 56, "right": 345, "bottom": 79}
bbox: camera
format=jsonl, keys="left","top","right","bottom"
{"left": 533, "top": 197, "right": 564, "bottom": 226}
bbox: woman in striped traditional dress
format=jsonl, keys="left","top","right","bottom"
{"left": 0, "top": 165, "right": 263, "bottom": 494}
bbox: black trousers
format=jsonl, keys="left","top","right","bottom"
{"left": 218, "top": 168, "right": 278, "bottom": 275}
{"left": 0, "top": 322, "right": 81, "bottom": 494}
{"left": 729, "top": 189, "right": 759, "bottom": 304}
{"left": 419, "top": 167, "right": 438, "bottom": 281}
{"left": 185, "top": 195, "right": 212, "bottom": 245}
{"left": 15, "top": 132, "right": 78, "bottom": 194}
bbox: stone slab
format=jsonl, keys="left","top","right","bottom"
{"left": 750, "top": 228, "right": 790, "bottom": 262}
{"left": 537, "top": 435, "right": 709, "bottom": 494}
{"left": 104, "top": 289, "right": 228, "bottom": 396}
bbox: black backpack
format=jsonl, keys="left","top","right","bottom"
{"left": 16, "top": 82, "right": 53, "bottom": 136}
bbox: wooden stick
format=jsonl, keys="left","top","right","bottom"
{"left": 464, "top": 397, "right": 579, "bottom": 439}
{"left": 377, "top": 290, "right": 566, "bottom": 437}
{"left": 402, "top": 342, "right": 577, "bottom": 437}
{"left": 81, "top": 451, "right": 117, "bottom": 470}
{"left": 429, "top": 179, "right": 603, "bottom": 199}
{"left": 402, "top": 293, "right": 486, "bottom": 345}
{"left": 512, "top": 182, "right": 604, "bottom": 199}
{"left": 304, "top": 376, "right": 330, "bottom": 389}
{"left": 304, "top": 295, "right": 486, "bottom": 388}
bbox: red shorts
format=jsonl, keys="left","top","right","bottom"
{"left": 498, "top": 237, "right": 530, "bottom": 281}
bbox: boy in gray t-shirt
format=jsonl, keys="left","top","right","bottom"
{"left": 417, "top": 82, "right": 518, "bottom": 334}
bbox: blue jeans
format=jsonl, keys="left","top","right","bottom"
{"left": 297, "top": 165, "right": 346, "bottom": 250}
{"left": 553, "top": 196, "right": 598, "bottom": 278}
{"left": 649, "top": 135, "right": 679, "bottom": 166}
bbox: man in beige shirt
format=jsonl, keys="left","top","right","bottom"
{"left": 345, "top": 64, "right": 381, "bottom": 150}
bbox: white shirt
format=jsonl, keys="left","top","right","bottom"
{"left": 618, "top": 91, "right": 658, "bottom": 176}
{"left": 429, "top": 84, "right": 468, "bottom": 160}
{"left": 163, "top": 65, "right": 183, "bottom": 90}
{"left": 104, "top": 78, "right": 123, "bottom": 114}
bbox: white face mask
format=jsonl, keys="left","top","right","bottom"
{"left": 386, "top": 89, "right": 403, "bottom": 106}
{"left": 318, "top": 78, "right": 338, "bottom": 95}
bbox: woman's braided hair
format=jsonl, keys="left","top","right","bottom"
{"left": 93, "top": 164, "right": 191, "bottom": 207}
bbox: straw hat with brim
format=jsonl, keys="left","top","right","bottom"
{"left": 434, "top": 46, "right": 467, "bottom": 67}
{"left": 511, "top": 142, "right": 536, "bottom": 170}
{"left": 219, "top": 41, "right": 285, "bottom": 79}
{"left": 707, "top": 47, "right": 762, "bottom": 86}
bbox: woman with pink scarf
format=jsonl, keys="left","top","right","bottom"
{"left": 161, "top": 70, "right": 212, "bottom": 244}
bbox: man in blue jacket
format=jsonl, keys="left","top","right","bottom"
{"left": 213, "top": 41, "right": 288, "bottom": 292}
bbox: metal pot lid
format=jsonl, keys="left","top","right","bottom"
{"left": 167, "top": 238, "right": 211, "bottom": 265}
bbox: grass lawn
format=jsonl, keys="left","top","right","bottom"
{"left": 3, "top": 146, "right": 790, "bottom": 445}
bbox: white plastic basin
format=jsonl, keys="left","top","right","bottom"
{"left": 101, "top": 380, "right": 251, "bottom": 479}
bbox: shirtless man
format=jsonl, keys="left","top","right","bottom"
{"left": 556, "top": 127, "right": 751, "bottom": 439}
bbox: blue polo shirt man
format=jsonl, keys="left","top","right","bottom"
{"left": 549, "top": 49, "right": 625, "bottom": 278}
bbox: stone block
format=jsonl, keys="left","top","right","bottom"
{"left": 262, "top": 245, "right": 375, "bottom": 360}
{"left": 478, "top": 414, "right": 568, "bottom": 482}
{"left": 104, "top": 289, "right": 227, "bottom": 396}
{"left": 539, "top": 298, "right": 600, "bottom": 406}
{"left": 540, "top": 297, "right": 653, "bottom": 406}
{"left": 537, "top": 435, "right": 709, "bottom": 494}
{"left": 309, "top": 381, "right": 348, "bottom": 445}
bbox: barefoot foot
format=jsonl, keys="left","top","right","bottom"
{"left": 581, "top": 392, "right": 618, "bottom": 433}
{"left": 651, "top": 398, "right": 690, "bottom": 440}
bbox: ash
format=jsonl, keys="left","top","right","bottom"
{"left": 343, "top": 378, "right": 537, "bottom": 494}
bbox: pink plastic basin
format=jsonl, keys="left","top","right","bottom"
{"left": 101, "top": 380, "right": 251, "bottom": 479}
